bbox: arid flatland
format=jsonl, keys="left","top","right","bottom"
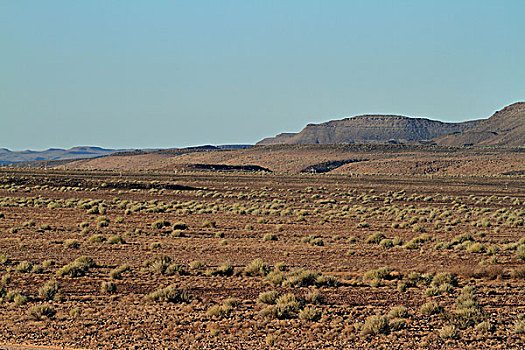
{"left": 0, "top": 169, "right": 523, "bottom": 349}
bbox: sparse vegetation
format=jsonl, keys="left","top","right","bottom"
{"left": 38, "top": 280, "right": 60, "bottom": 300}
{"left": 28, "top": 304, "right": 56, "bottom": 319}
{"left": 101, "top": 281, "right": 117, "bottom": 294}
{"left": 361, "top": 315, "right": 390, "bottom": 336}
{"left": 56, "top": 256, "right": 95, "bottom": 277}
{"left": 147, "top": 286, "right": 191, "bottom": 303}
{"left": 0, "top": 168, "right": 523, "bottom": 348}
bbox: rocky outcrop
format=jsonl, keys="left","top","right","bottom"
{"left": 435, "top": 102, "right": 525, "bottom": 147}
{"left": 257, "top": 115, "right": 480, "bottom": 145}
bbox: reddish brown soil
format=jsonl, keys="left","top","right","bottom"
{"left": 57, "top": 145, "right": 525, "bottom": 177}
{"left": 0, "top": 169, "right": 523, "bottom": 349}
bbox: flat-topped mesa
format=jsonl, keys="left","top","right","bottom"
{"left": 257, "top": 114, "right": 480, "bottom": 145}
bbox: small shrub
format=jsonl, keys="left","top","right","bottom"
{"left": 467, "top": 243, "right": 485, "bottom": 253}
{"left": 202, "top": 220, "right": 216, "bottom": 228}
{"left": 450, "top": 233, "right": 473, "bottom": 246}
{"left": 265, "top": 334, "right": 278, "bottom": 346}
{"left": 0, "top": 254, "right": 9, "bottom": 265}
{"left": 31, "top": 264, "right": 44, "bottom": 274}
{"left": 448, "top": 286, "right": 484, "bottom": 329}
{"left": 439, "top": 325, "right": 458, "bottom": 339}
{"left": 13, "top": 293, "right": 27, "bottom": 306}
{"left": 301, "top": 235, "right": 324, "bottom": 246}
{"left": 474, "top": 321, "right": 493, "bottom": 332}
{"left": 207, "top": 304, "right": 231, "bottom": 318}
{"left": 189, "top": 260, "right": 203, "bottom": 271}
{"left": 431, "top": 273, "right": 457, "bottom": 288}
{"left": 299, "top": 306, "right": 321, "bottom": 321}
{"left": 362, "top": 267, "right": 396, "bottom": 286}
{"left": 63, "top": 239, "right": 80, "bottom": 249}
{"left": 412, "top": 224, "right": 426, "bottom": 233}
{"left": 304, "top": 290, "right": 324, "bottom": 305}
{"left": 361, "top": 315, "right": 390, "bottom": 335}
{"left": 16, "top": 261, "right": 33, "bottom": 273}
{"left": 357, "top": 221, "right": 369, "bottom": 228}
{"left": 107, "top": 235, "right": 125, "bottom": 245}
{"left": 38, "top": 280, "right": 60, "bottom": 300}
{"left": 1, "top": 274, "right": 11, "bottom": 285}
{"left": 28, "top": 304, "right": 56, "bottom": 319}
{"left": 265, "top": 271, "right": 284, "bottom": 286}
{"left": 260, "top": 293, "right": 302, "bottom": 320}
{"left": 223, "top": 298, "right": 240, "bottom": 308}
{"left": 424, "top": 283, "right": 454, "bottom": 296}
{"left": 275, "top": 262, "right": 287, "bottom": 271}
{"left": 101, "top": 281, "right": 117, "bottom": 294}
{"left": 392, "top": 237, "right": 403, "bottom": 246}
{"left": 56, "top": 256, "right": 95, "bottom": 277}
{"left": 516, "top": 245, "right": 525, "bottom": 261}
{"left": 389, "top": 318, "right": 407, "bottom": 331}
{"left": 23, "top": 220, "right": 36, "bottom": 227}
{"left": 365, "top": 233, "right": 385, "bottom": 244}
{"left": 109, "top": 264, "right": 130, "bottom": 279}
{"left": 42, "top": 259, "right": 55, "bottom": 267}
{"left": 263, "top": 233, "right": 278, "bottom": 241}
{"left": 171, "top": 230, "right": 185, "bottom": 237}
{"left": 4, "top": 290, "right": 25, "bottom": 304}
{"left": 89, "top": 234, "right": 106, "bottom": 243}
{"left": 70, "top": 308, "right": 81, "bottom": 318}
{"left": 208, "top": 263, "right": 234, "bottom": 276}
{"left": 258, "top": 291, "right": 279, "bottom": 305}
{"left": 280, "top": 270, "right": 319, "bottom": 288}
{"left": 388, "top": 306, "right": 408, "bottom": 319}
{"left": 245, "top": 258, "right": 270, "bottom": 276}
{"left": 146, "top": 285, "right": 191, "bottom": 303}
{"left": 164, "top": 263, "right": 184, "bottom": 276}
{"left": 152, "top": 219, "right": 170, "bottom": 229}
{"left": 420, "top": 301, "right": 442, "bottom": 315}
{"left": 97, "top": 221, "right": 109, "bottom": 229}
{"left": 379, "top": 239, "right": 394, "bottom": 249}
{"left": 514, "top": 320, "right": 525, "bottom": 334}
{"left": 148, "top": 255, "right": 173, "bottom": 275}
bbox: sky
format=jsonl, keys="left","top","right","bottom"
{"left": 1, "top": 1, "right": 524, "bottom": 151}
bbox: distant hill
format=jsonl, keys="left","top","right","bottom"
{"left": 435, "top": 102, "right": 525, "bottom": 147}
{"left": 2, "top": 145, "right": 253, "bottom": 168}
{"left": 0, "top": 146, "right": 131, "bottom": 165}
{"left": 257, "top": 115, "right": 480, "bottom": 145}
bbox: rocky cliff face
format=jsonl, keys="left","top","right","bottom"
{"left": 257, "top": 115, "right": 480, "bottom": 145}
{"left": 435, "top": 102, "right": 525, "bottom": 147}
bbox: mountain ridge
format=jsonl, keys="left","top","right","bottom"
{"left": 257, "top": 101, "right": 525, "bottom": 147}
{"left": 435, "top": 102, "right": 525, "bottom": 147}
{"left": 0, "top": 146, "right": 132, "bottom": 165}
{"left": 257, "top": 114, "right": 482, "bottom": 145}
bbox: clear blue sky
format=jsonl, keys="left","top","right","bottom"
{"left": 1, "top": 1, "right": 524, "bottom": 150}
